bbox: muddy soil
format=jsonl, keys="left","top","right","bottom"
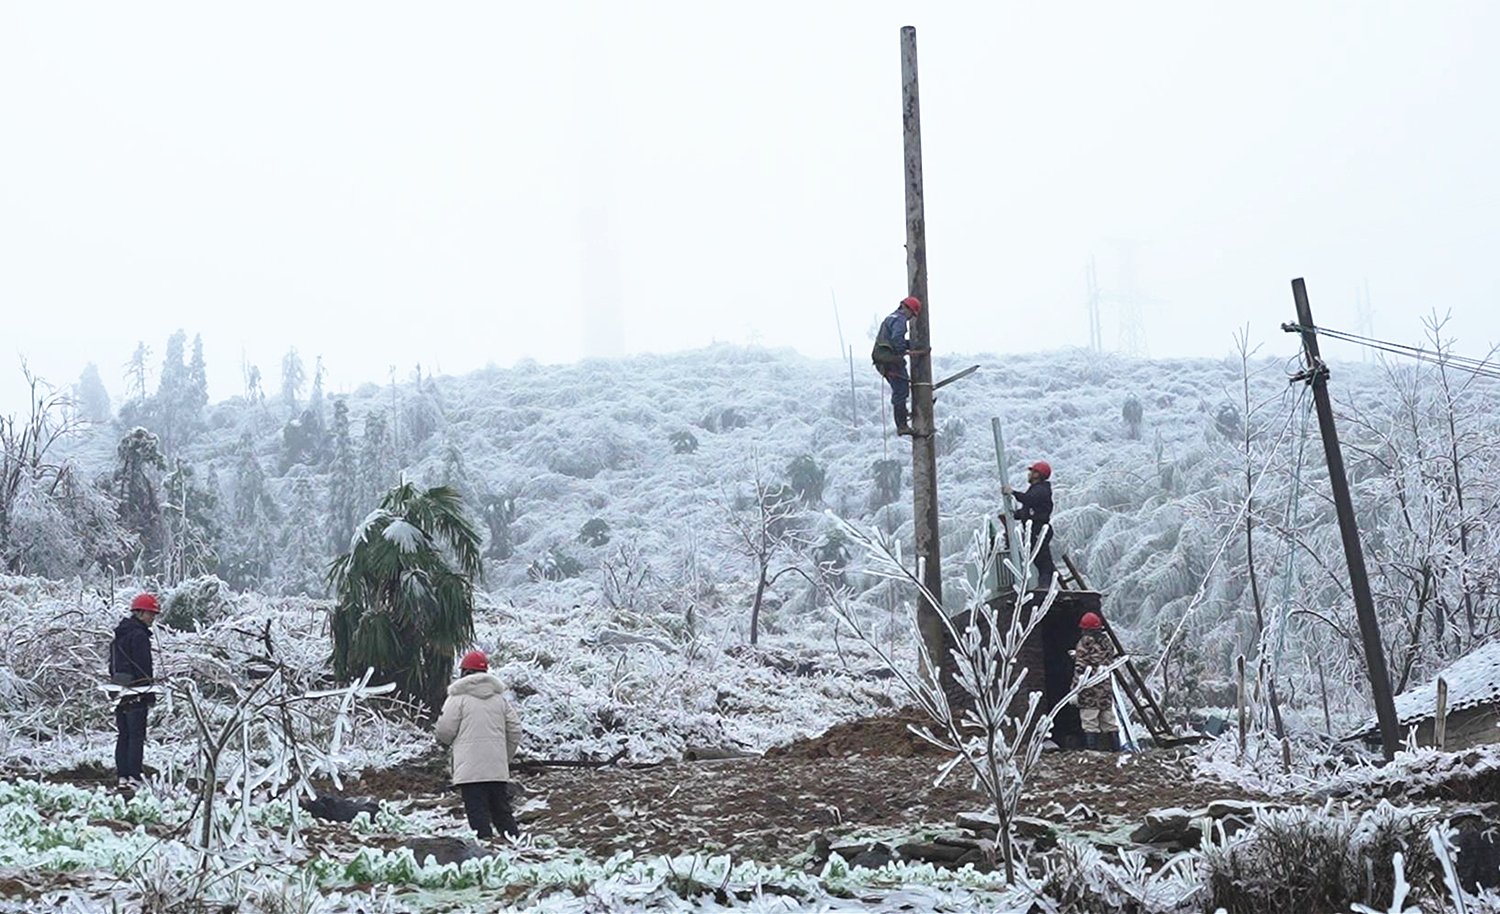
{"left": 34, "top": 761, "right": 120, "bottom": 788}
{"left": 511, "top": 744, "right": 1268, "bottom": 861}
{"left": 520, "top": 755, "right": 982, "bottom": 861}
{"left": 320, "top": 749, "right": 452, "bottom": 798}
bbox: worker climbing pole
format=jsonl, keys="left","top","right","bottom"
{"left": 900, "top": 25, "right": 946, "bottom": 680}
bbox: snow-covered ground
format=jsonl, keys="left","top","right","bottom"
{"left": 3, "top": 570, "right": 1498, "bottom": 912}
{"left": 6, "top": 341, "right": 1500, "bottom": 909}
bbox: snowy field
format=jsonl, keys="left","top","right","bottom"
{"left": 2, "top": 572, "right": 1498, "bottom": 911}
{"left": 3, "top": 343, "right": 1500, "bottom": 910}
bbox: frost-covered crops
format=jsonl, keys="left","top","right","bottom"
{"left": 0, "top": 777, "right": 1033, "bottom": 912}
{"left": 5, "top": 778, "right": 1496, "bottom": 913}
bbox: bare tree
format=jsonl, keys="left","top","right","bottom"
{"left": 0, "top": 363, "right": 83, "bottom": 568}
{"left": 717, "top": 454, "right": 810, "bottom": 646}
{"left": 1422, "top": 310, "right": 1500, "bottom": 640}
{"left": 827, "top": 518, "right": 1120, "bottom": 884}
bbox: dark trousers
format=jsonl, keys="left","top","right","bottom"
{"left": 459, "top": 781, "right": 518, "bottom": 839}
{"left": 879, "top": 366, "right": 910, "bottom": 429}
{"left": 1033, "top": 539, "right": 1057, "bottom": 587}
{"left": 880, "top": 365, "right": 910, "bottom": 405}
{"left": 115, "top": 703, "right": 148, "bottom": 780}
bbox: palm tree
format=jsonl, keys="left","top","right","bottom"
{"left": 328, "top": 481, "right": 482, "bottom": 714}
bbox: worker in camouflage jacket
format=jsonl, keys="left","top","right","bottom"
{"left": 1071, "top": 611, "right": 1119, "bottom": 751}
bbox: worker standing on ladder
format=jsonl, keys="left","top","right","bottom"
{"left": 1002, "top": 460, "right": 1056, "bottom": 587}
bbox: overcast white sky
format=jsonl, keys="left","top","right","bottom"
{"left": 3, "top": 2, "right": 1498, "bottom": 414}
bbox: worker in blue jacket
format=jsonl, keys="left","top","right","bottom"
{"left": 871, "top": 296, "right": 928, "bottom": 436}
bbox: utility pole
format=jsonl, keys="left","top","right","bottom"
{"left": 990, "top": 417, "right": 1028, "bottom": 593}
{"left": 901, "top": 25, "right": 946, "bottom": 677}
{"left": 1286, "top": 278, "right": 1400, "bottom": 760}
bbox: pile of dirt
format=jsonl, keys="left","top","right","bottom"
{"left": 766, "top": 713, "right": 946, "bottom": 760}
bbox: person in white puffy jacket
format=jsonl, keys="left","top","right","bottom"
{"left": 434, "top": 649, "right": 523, "bottom": 839}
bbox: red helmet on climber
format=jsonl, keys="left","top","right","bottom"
{"left": 130, "top": 593, "right": 161, "bottom": 614}
{"left": 1028, "top": 461, "right": 1051, "bottom": 480}
{"left": 459, "top": 650, "right": 489, "bottom": 672}
{"left": 900, "top": 296, "right": 922, "bottom": 315}
{"left": 1079, "top": 612, "right": 1103, "bottom": 630}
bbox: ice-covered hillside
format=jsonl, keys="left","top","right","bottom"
{"left": 50, "top": 341, "right": 1497, "bottom": 717}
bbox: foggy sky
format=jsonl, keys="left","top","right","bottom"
{"left": 3, "top": 1, "right": 1498, "bottom": 414}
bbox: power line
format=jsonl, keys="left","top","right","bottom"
{"left": 1280, "top": 322, "right": 1500, "bottom": 382}
{"left": 1317, "top": 325, "right": 1498, "bottom": 370}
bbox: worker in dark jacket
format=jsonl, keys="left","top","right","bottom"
{"left": 1003, "top": 461, "right": 1056, "bottom": 587}
{"left": 109, "top": 593, "right": 161, "bottom": 788}
{"left": 870, "top": 296, "right": 929, "bottom": 437}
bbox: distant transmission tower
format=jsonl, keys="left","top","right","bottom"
{"left": 1104, "top": 238, "right": 1154, "bottom": 358}
{"left": 1085, "top": 257, "right": 1103, "bottom": 352}
{"left": 1355, "top": 280, "right": 1376, "bottom": 362}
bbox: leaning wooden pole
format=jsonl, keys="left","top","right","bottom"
{"left": 1289, "top": 277, "right": 1401, "bottom": 760}
{"left": 901, "top": 25, "right": 946, "bottom": 679}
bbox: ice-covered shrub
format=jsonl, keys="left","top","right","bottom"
{"left": 668, "top": 429, "right": 699, "bottom": 454}
{"left": 1036, "top": 840, "right": 1199, "bottom": 913}
{"left": 869, "top": 458, "right": 903, "bottom": 510}
{"left": 1122, "top": 394, "right": 1144, "bottom": 439}
{"left": 401, "top": 386, "right": 443, "bottom": 447}
{"left": 699, "top": 407, "right": 748, "bottom": 433}
{"left": 279, "top": 408, "right": 324, "bottom": 471}
{"left": 1197, "top": 802, "right": 1443, "bottom": 914}
{"left": 480, "top": 493, "right": 516, "bottom": 561}
{"left": 578, "top": 517, "right": 611, "bottom": 547}
{"left": 1214, "top": 404, "right": 1241, "bottom": 441}
{"left": 528, "top": 546, "right": 584, "bottom": 582}
{"left": 812, "top": 528, "right": 851, "bottom": 588}
{"left": 600, "top": 541, "right": 657, "bottom": 615}
{"left": 937, "top": 416, "right": 967, "bottom": 457}
{"left": 785, "top": 454, "right": 826, "bottom": 504}
{"left": 162, "top": 574, "right": 234, "bottom": 632}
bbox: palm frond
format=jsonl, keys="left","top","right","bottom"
{"left": 326, "top": 480, "right": 483, "bottom": 710}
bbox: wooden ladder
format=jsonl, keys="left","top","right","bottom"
{"left": 1057, "top": 553, "right": 1186, "bottom": 746}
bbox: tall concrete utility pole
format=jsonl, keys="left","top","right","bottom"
{"left": 1287, "top": 278, "right": 1400, "bottom": 760}
{"left": 901, "top": 26, "right": 946, "bottom": 677}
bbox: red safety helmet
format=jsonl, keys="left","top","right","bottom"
{"left": 130, "top": 593, "right": 161, "bottom": 614}
{"left": 1079, "top": 612, "right": 1103, "bottom": 630}
{"left": 1029, "top": 461, "right": 1052, "bottom": 480}
{"left": 459, "top": 650, "right": 489, "bottom": 672}
{"left": 900, "top": 296, "right": 922, "bottom": 315}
